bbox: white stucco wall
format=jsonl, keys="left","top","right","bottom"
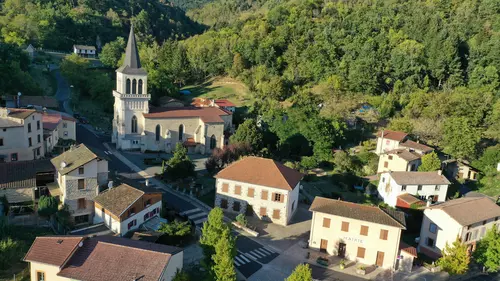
{"left": 29, "top": 261, "right": 67, "bottom": 281}
{"left": 376, "top": 137, "right": 401, "bottom": 155}
{"left": 0, "top": 112, "right": 44, "bottom": 162}
{"left": 57, "top": 119, "right": 76, "bottom": 140}
{"left": 161, "top": 252, "right": 184, "bottom": 281}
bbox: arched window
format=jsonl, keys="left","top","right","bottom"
{"left": 132, "top": 79, "right": 137, "bottom": 94}
{"left": 126, "top": 79, "right": 131, "bottom": 94}
{"left": 210, "top": 134, "right": 217, "bottom": 149}
{"left": 155, "top": 124, "right": 161, "bottom": 141}
{"left": 131, "top": 116, "right": 137, "bottom": 133}
{"left": 178, "top": 124, "right": 184, "bottom": 141}
{"left": 138, "top": 79, "right": 143, "bottom": 95}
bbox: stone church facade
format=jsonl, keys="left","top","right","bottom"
{"left": 112, "top": 27, "right": 231, "bottom": 154}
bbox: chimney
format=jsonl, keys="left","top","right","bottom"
{"left": 437, "top": 170, "right": 442, "bottom": 175}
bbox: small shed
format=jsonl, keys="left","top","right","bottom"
{"left": 25, "top": 44, "right": 36, "bottom": 59}
{"left": 397, "top": 242, "right": 417, "bottom": 272}
{"left": 73, "top": 45, "right": 97, "bottom": 58}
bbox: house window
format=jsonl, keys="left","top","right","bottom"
{"left": 128, "top": 208, "right": 136, "bottom": 217}
{"left": 128, "top": 219, "right": 137, "bottom": 230}
{"left": 357, "top": 247, "right": 366, "bottom": 258}
{"left": 210, "top": 134, "right": 217, "bottom": 149}
{"left": 234, "top": 185, "right": 241, "bottom": 195}
{"left": 37, "top": 134, "right": 41, "bottom": 143}
{"left": 78, "top": 179, "right": 85, "bottom": 190}
{"left": 273, "top": 193, "right": 282, "bottom": 202}
{"left": 36, "top": 271, "right": 45, "bottom": 281}
{"left": 0, "top": 138, "right": 3, "bottom": 146}
{"left": 401, "top": 185, "right": 407, "bottom": 191}
{"left": 261, "top": 190, "right": 268, "bottom": 200}
{"left": 220, "top": 199, "right": 228, "bottom": 209}
{"left": 63, "top": 122, "right": 67, "bottom": 128}
{"left": 341, "top": 221, "right": 349, "bottom": 232}
{"left": 64, "top": 131, "right": 68, "bottom": 137}
{"left": 426, "top": 237, "right": 434, "bottom": 247}
{"left": 28, "top": 137, "right": 32, "bottom": 147}
{"left": 272, "top": 209, "right": 280, "bottom": 219}
{"left": 247, "top": 187, "right": 255, "bottom": 198}
{"left": 79, "top": 167, "right": 84, "bottom": 175}
{"left": 435, "top": 185, "right": 440, "bottom": 191}
{"left": 323, "top": 218, "right": 331, "bottom": 228}
{"left": 429, "top": 223, "right": 437, "bottom": 234}
{"left": 144, "top": 213, "right": 149, "bottom": 221}
{"left": 131, "top": 116, "right": 138, "bottom": 133}
{"left": 178, "top": 124, "right": 184, "bottom": 141}
{"left": 360, "top": 225, "right": 369, "bottom": 236}
{"left": 465, "top": 232, "right": 472, "bottom": 241}
{"left": 257, "top": 207, "right": 266, "bottom": 217}
{"left": 380, "top": 229, "right": 388, "bottom": 240}
{"left": 417, "top": 185, "right": 423, "bottom": 191}
{"left": 37, "top": 120, "right": 40, "bottom": 130}
{"left": 144, "top": 199, "right": 152, "bottom": 207}
{"left": 221, "top": 183, "right": 229, "bottom": 193}
{"left": 28, "top": 123, "right": 32, "bottom": 133}
{"left": 77, "top": 198, "right": 86, "bottom": 209}
{"left": 472, "top": 230, "right": 478, "bottom": 240}
{"left": 388, "top": 155, "right": 393, "bottom": 160}
{"left": 11, "top": 153, "right": 18, "bottom": 161}
{"left": 233, "top": 201, "right": 240, "bottom": 212}
{"left": 155, "top": 124, "right": 161, "bottom": 141}
{"left": 384, "top": 161, "right": 388, "bottom": 168}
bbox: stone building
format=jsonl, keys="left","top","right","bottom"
{"left": 50, "top": 144, "right": 108, "bottom": 225}
{"left": 214, "top": 157, "right": 303, "bottom": 226}
{"left": 111, "top": 26, "right": 231, "bottom": 154}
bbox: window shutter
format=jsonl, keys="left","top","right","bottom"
{"left": 235, "top": 185, "right": 241, "bottom": 195}
{"left": 222, "top": 183, "right": 229, "bottom": 193}
{"left": 271, "top": 192, "right": 276, "bottom": 201}
{"left": 260, "top": 207, "right": 267, "bottom": 216}
{"left": 357, "top": 247, "right": 366, "bottom": 258}
{"left": 380, "top": 229, "right": 388, "bottom": 240}
{"left": 247, "top": 188, "right": 254, "bottom": 197}
{"left": 341, "top": 221, "right": 349, "bottom": 232}
{"left": 323, "top": 218, "right": 331, "bottom": 228}
{"left": 261, "top": 190, "right": 268, "bottom": 200}
{"left": 360, "top": 225, "right": 369, "bottom": 236}
{"left": 280, "top": 194, "right": 284, "bottom": 203}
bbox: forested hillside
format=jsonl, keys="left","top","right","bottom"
{"left": 169, "top": 0, "right": 213, "bottom": 11}
{"left": 0, "top": 0, "right": 204, "bottom": 50}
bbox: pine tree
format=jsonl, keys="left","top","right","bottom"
{"left": 437, "top": 237, "right": 470, "bottom": 275}
{"left": 474, "top": 227, "right": 500, "bottom": 272}
{"left": 418, "top": 151, "right": 442, "bottom": 172}
{"left": 286, "top": 264, "right": 313, "bottom": 281}
{"left": 212, "top": 228, "right": 237, "bottom": 281}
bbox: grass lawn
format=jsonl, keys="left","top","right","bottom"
{"left": 181, "top": 76, "right": 253, "bottom": 107}
{"left": 0, "top": 224, "right": 53, "bottom": 281}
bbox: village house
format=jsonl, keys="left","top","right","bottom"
{"left": 308, "top": 197, "right": 414, "bottom": 270}
{"left": 0, "top": 107, "right": 45, "bottom": 162}
{"left": 73, "top": 45, "right": 96, "bottom": 58}
{"left": 42, "top": 112, "right": 77, "bottom": 154}
{"left": 442, "top": 159, "right": 479, "bottom": 181}
{"left": 191, "top": 97, "right": 236, "bottom": 113}
{"left": 215, "top": 156, "right": 303, "bottom": 226}
{"left": 93, "top": 183, "right": 162, "bottom": 235}
{"left": 24, "top": 235, "right": 183, "bottom": 281}
{"left": 50, "top": 144, "right": 108, "bottom": 225}
{"left": 418, "top": 197, "right": 500, "bottom": 258}
{"left": 112, "top": 27, "right": 232, "bottom": 154}
{"left": 377, "top": 149, "right": 422, "bottom": 173}
{"left": 377, "top": 171, "right": 450, "bottom": 208}
{"left": 376, "top": 130, "right": 433, "bottom": 156}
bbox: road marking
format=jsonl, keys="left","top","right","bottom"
{"left": 239, "top": 255, "right": 251, "bottom": 263}
{"left": 234, "top": 256, "right": 245, "bottom": 265}
{"left": 234, "top": 260, "right": 241, "bottom": 266}
{"left": 249, "top": 250, "right": 264, "bottom": 258}
{"left": 255, "top": 248, "right": 269, "bottom": 256}
{"left": 264, "top": 246, "right": 276, "bottom": 253}
{"left": 244, "top": 253, "right": 258, "bottom": 260}
{"left": 188, "top": 212, "right": 207, "bottom": 220}
{"left": 258, "top": 248, "right": 272, "bottom": 255}
{"left": 104, "top": 151, "right": 113, "bottom": 155}
{"left": 194, "top": 218, "right": 207, "bottom": 225}
{"left": 179, "top": 208, "right": 201, "bottom": 216}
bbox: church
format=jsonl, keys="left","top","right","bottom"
{"left": 111, "top": 27, "right": 232, "bottom": 154}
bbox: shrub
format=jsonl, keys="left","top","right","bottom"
{"left": 0, "top": 238, "right": 23, "bottom": 270}
{"left": 38, "top": 196, "right": 58, "bottom": 218}
{"left": 235, "top": 214, "right": 247, "bottom": 227}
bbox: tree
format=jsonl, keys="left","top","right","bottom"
{"left": 100, "top": 37, "right": 126, "bottom": 68}
{"left": 333, "top": 151, "right": 356, "bottom": 173}
{"left": 442, "top": 117, "right": 481, "bottom": 160}
{"left": 164, "top": 143, "right": 195, "bottom": 181}
{"left": 286, "top": 264, "right": 313, "bottom": 281}
{"left": 418, "top": 152, "right": 441, "bottom": 172}
{"left": 172, "top": 269, "right": 190, "bottom": 281}
{"left": 200, "top": 208, "right": 233, "bottom": 268}
{"left": 230, "top": 119, "right": 263, "bottom": 151}
{"left": 0, "top": 238, "right": 23, "bottom": 270}
{"left": 437, "top": 237, "right": 470, "bottom": 275}
{"left": 474, "top": 227, "right": 500, "bottom": 272}
{"left": 472, "top": 145, "right": 500, "bottom": 177}
{"left": 158, "top": 220, "right": 192, "bottom": 237}
{"left": 37, "top": 196, "right": 58, "bottom": 218}
{"left": 211, "top": 228, "right": 237, "bottom": 281}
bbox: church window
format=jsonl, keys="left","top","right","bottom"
{"left": 138, "top": 79, "right": 143, "bottom": 95}
{"left": 210, "top": 135, "right": 217, "bottom": 149}
{"left": 126, "top": 79, "right": 131, "bottom": 94}
{"left": 155, "top": 125, "right": 161, "bottom": 141}
{"left": 132, "top": 79, "right": 137, "bottom": 94}
{"left": 179, "top": 124, "right": 184, "bottom": 141}
{"left": 131, "top": 116, "right": 138, "bottom": 133}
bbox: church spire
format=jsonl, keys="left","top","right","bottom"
{"left": 123, "top": 24, "right": 141, "bottom": 69}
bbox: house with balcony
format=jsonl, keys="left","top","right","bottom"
{"left": 24, "top": 235, "right": 183, "bottom": 281}
{"left": 377, "top": 171, "right": 450, "bottom": 208}
{"left": 308, "top": 197, "right": 414, "bottom": 270}
{"left": 50, "top": 144, "right": 108, "bottom": 225}
{"left": 418, "top": 197, "right": 500, "bottom": 258}
{"left": 215, "top": 156, "right": 303, "bottom": 226}
{"left": 73, "top": 45, "right": 96, "bottom": 58}
{"left": 93, "top": 183, "right": 162, "bottom": 235}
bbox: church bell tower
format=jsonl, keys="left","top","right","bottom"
{"left": 111, "top": 25, "right": 150, "bottom": 150}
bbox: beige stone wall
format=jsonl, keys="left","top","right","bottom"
{"left": 309, "top": 211, "right": 402, "bottom": 269}
{"left": 62, "top": 159, "right": 100, "bottom": 217}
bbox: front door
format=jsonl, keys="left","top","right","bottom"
{"left": 338, "top": 243, "right": 346, "bottom": 257}
{"left": 376, "top": 251, "right": 385, "bottom": 267}
{"left": 246, "top": 204, "right": 253, "bottom": 216}
{"left": 320, "top": 239, "right": 328, "bottom": 253}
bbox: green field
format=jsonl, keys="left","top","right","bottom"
{"left": 181, "top": 77, "right": 253, "bottom": 107}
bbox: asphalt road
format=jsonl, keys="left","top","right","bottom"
{"left": 464, "top": 273, "right": 499, "bottom": 281}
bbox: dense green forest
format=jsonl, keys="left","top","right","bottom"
{"left": 169, "top": 0, "right": 213, "bottom": 11}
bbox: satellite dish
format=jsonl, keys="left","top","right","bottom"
{"left": 60, "top": 161, "right": 67, "bottom": 169}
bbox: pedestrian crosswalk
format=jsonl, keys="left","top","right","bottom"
{"left": 234, "top": 247, "right": 277, "bottom": 267}
{"left": 179, "top": 208, "right": 208, "bottom": 228}
{"left": 104, "top": 150, "right": 113, "bottom": 155}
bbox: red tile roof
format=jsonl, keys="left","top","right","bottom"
{"left": 143, "top": 107, "right": 228, "bottom": 123}
{"left": 216, "top": 156, "right": 304, "bottom": 191}
{"left": 396, "top": 193, "right": 425, "bottom": 209}
{"left": 400, "top": 242, "right": 418, "bottom": 257}
{"left": 8, "top": 108, "right": 36, "bottom": 119}
{"left": 400, "top": 140, "right": 433, "bottom": 153}
{"left": 42, "top": 113, "right": 61, "bottom": 131}
{"left": 377, "top": 130, "right": 408, "bottom": 141}
{"left": 215, "top": 99, "right": 235, "bottom": 107}
{"left": 24, "top": 236, "right": 84, "bottom": 267}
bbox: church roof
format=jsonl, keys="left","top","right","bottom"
{"left": 143, "top": 107, "right": 229, "bottom": 123}
{"left": 117, "top": 25, "right": 147, "bottom": 75}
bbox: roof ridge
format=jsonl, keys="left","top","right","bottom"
{"left": 97, "top": 240, "right": 173, "bottom": 257}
